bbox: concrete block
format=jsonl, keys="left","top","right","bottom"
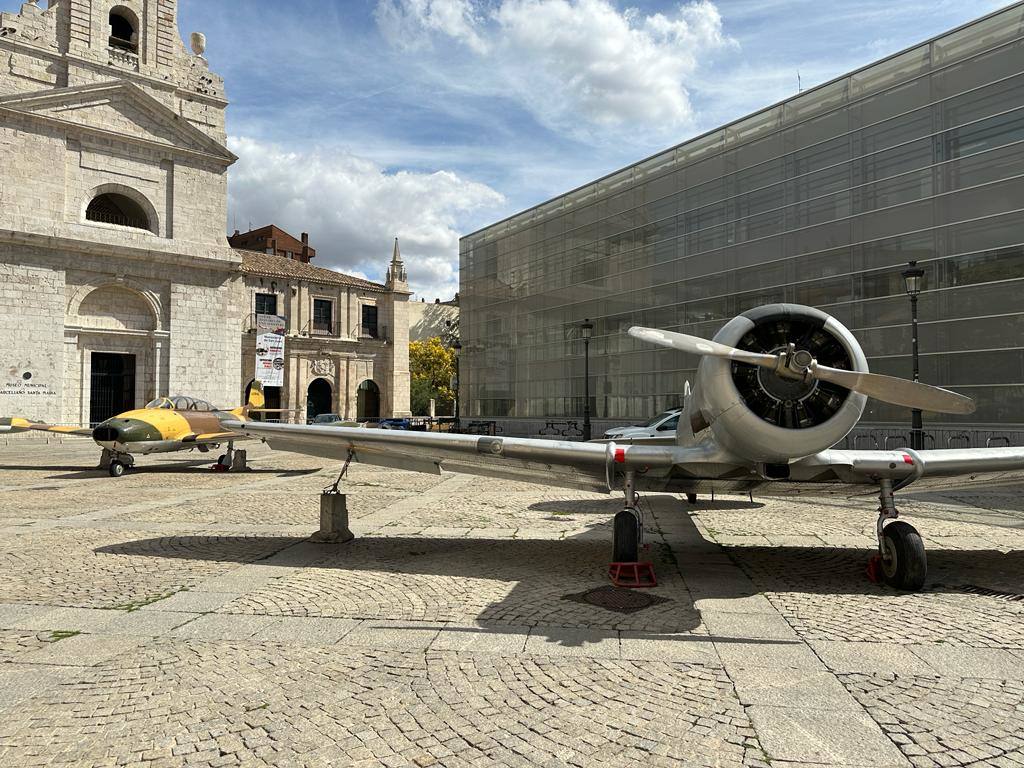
{"left": 311, "top": 492, "right": 354, "bottom": 543}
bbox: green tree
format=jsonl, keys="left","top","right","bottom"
{"left": 409, "top": 337, "right": 455, "bottom": 416}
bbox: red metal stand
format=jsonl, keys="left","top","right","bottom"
{"left": 608, "top": 562, "right": 657, "bottom": 588}
{"left": 865, "top": 554, "right": 883, "bottom": 583}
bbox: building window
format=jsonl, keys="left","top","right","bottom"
{"left": 313, "top": 299, "right": 333, "bottom": 335}
{"left": 86, "top": 193, "right": 150, "bottom": 231}
{"left": 108, "top": 8, "right": 138, "bottom": 53}
{"left": 361, "top": 304, "right": 378, "bottom": 338}
{"left": 255, "top": 293, "right": 277, "bottom": 316}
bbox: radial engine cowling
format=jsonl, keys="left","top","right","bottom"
{"left": 695, "top": 304, "right": 868, "bottom": 463}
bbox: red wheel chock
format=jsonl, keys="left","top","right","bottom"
{"left": 608, "top": 561, "right": 657, "bottom": 588}
{"left": 865, "top": 554, "right": 883, "bottom": 583}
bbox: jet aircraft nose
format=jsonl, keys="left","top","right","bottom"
{"left": 91, "top": 418, "right": 160, "bottom": 446}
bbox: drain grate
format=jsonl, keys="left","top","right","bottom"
{"left": 958, "top": 584, "right": 1024, "bottom": 602}
{"left": 561, "top": 585, "right": 671, "bottom": 614}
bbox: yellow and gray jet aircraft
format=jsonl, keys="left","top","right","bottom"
{"left": 1, "top": 383, "right": 268, "bottom": 477}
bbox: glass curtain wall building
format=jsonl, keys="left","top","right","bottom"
{"left": 459, "top": 4, "right": 1024, "bottom": 435}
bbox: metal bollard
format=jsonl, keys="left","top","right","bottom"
{"left": 311, "top": 491, "right": 354, "bottom": 543}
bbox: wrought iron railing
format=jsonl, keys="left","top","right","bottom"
{"left": 837, "top": 426, "right": 1024, "bottom": 450}
{"left": 86, "top": 207, "right": 148, "bottom": 230}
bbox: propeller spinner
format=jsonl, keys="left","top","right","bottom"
{"left": 629, "top": 326, "right": 975, "bottom": 415}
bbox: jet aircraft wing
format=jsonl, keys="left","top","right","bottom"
{"left": 183, "top": 431, "right": 244, "bottom": 443}
{"left": 0, "top": 418, "right": 93, "bottom": 437}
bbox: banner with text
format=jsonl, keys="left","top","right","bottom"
{"left": 255, "top": 314, "right": 286, "bottom": 387}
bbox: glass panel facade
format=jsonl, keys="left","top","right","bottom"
{"left": 460, "top": 5, "right": 1024, "bottom": 429}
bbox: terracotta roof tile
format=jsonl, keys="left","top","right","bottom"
{"left": 239, "top": 250, "right": 386, "bottom": 291}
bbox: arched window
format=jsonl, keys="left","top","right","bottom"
{"left": 86, "top": 193, "right": 151, "bottom": 231}
{"left": 109, "top": 7, "right": 138, "bottom": 53}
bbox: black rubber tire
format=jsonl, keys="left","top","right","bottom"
{"left": 108, "top": 461, "right": 126, "bottom": 478}
{"left": 686, "top": 493, "right": 698, "bottom": 504}
{"left": 217, "top": 454, "right": 227, "bottom": 466}
{"left": 881, "top": 520, "right": 927, "bottom": 591}
{"left": 613, "top": 509, "right": 640, "bottom": 562}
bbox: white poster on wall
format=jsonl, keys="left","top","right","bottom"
{"left": 255, "top": 314, "right": 286, "bottom": 387}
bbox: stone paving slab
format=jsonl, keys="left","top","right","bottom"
{"left": 748, "top": 705, "right": 910, "bottom": 766}
{"left": 430, "top": 624, "right": 531, "bottom": 654}
{"left": 809, "top": 640, "right": 937, "bottom": 676}
{"left": 251, "top": 616, "right": 361, "bottom": 646}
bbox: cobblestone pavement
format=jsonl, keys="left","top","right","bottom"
{"left": 1, "top": 439, "right": 1023, "bottom": 767}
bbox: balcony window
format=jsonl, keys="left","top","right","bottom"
{"left": 361, "top": 304, "right": 379, "bottom": 338}
{"left": 313, "top": 299, "right": 333, "bottom": 335}
{"left": 108, "top": 8, "right": 138, "bottom": 53}
{"left": 255, "top": 293, "right": 277, "bottom": 316}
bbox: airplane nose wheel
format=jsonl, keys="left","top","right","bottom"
{"left": 108, "top": 460, "right": 126, "bottom": 478}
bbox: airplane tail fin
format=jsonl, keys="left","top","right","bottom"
{"left": 229, "top": 381, "right": 265, "bottom": 419}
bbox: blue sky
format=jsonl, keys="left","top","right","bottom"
{"left": 170, "top": 0, "right": 1005, "bottom": 298}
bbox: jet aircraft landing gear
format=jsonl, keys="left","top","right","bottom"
{"left": 613, "top": 471, "right": 642, "bottom": 563}
{"left": 874, "top": 478, "right": 927, "bottom": 591}
{"left": 100, "top": 448, "right": 135, "bottom": 478}
{"left": 215, "top": 442, "right": 248, "bottom": 472}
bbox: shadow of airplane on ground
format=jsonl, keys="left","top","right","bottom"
{"left": 95, "top": 496, "right": 1024, "bottom": 646}
{"left": 0, "top": 464, "right": 319, "bottom": 480}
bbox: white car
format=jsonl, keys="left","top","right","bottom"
{"left": 603, "top": 408, "right": 682, "bottom": 440}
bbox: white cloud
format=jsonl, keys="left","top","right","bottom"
{"left": 375, "top": 0, "right": 734, "bottom": 138}
{"left": 376, "top": 0, "right": 490, "bottom": 53}
{"left": 227, "top": 137, "right": 505, "bottom": 300}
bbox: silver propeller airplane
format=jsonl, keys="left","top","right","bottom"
{"left": 225, "top": 304, "right": 1024, "bottom": 592}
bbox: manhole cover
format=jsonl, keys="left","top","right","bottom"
{"left": 562, "top": 585, "right": 671, "bottom": 614}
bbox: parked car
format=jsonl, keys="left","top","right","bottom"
{"left": 310, "top": 413, "right": 342, "bottom": 424}
{"left": 603, "top": 408, "right": 682, "bottom": 440}
{"left": 378, "top": 417, "right": 412, "bottom": 430}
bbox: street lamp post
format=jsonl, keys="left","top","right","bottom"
{"left": 580, "top": 319, "right": 594, "bottom": 441}
{"left": 902, "top": 261, "right": 925, "bottom": 450}
{"left": 452, "top": 339, "right": 462, "bottom": 432}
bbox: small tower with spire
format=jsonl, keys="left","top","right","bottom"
{"left": 386, "top": 238, "right": 409, "bottom": 291}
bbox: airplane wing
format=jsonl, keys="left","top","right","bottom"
{"left": 0, "top": 417, "right": 93, "bottom": 437}
{"left": 792, "top": 447, "right": 1024, "bottom": 494}
{"left": 223, "top": 420, "right": 684, "bottom": 493}
{"left": 225, "top": 420, "right": 1024, "bottom": 498}
{"left": 183, "top": 431, "right": 247, "bottom": 444}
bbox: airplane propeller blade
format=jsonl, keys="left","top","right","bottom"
{"left": 628, "top": 327, "right": 777, "bottom": 368}
{"left": 809, "top": 364, "right": 976, "bottom": 415}
{"left": 628, "top": 326, "right": 977, "bottom": 416}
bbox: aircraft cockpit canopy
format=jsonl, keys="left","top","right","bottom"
{"left": 144, "top": 396, "right": 215, "bottom": 412}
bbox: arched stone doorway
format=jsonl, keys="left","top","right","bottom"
{"left": 69, "top": 283, "right": 160, "bottom": 426}
{"left": 357, "top": 379, "right": 380, "bottom": 419}
{"left": 306, "top": 378, "right": 333, "bottom": 422}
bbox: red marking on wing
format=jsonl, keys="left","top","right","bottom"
{"left": 614, "top": 448, "right": 626, "bottom": 463}
{"left": 903, "top": 454, "right": 914, "bottom": 464}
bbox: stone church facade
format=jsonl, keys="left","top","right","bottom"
{"left": 0, "top": 0, "right": 243, "bottom": 424}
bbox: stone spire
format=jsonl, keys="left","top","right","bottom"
{"left": 386, "top": 237, "right": 408, "bottom": 291}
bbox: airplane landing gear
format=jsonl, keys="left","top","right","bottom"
{"left": 875, "top": 478, "right": 926, "bottom": 591}
{"left": 613, "top": 471, "right": 642, "bottom": 563}
{"left": 101, "top": 449, "right": 135, "bottom": 478}
{"left": 215, "top": 443, "right": 248, "bottom": 472}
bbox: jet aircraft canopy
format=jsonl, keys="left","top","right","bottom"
{"left": 143, "top": 396, "right": 216, "bottom": 412}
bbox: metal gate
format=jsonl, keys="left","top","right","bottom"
{"left": 90, "top": 353, "right": 136, "bottom": 425}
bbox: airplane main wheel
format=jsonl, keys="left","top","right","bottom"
{"left": 686, "top": 493, "right": 698, "bottom": 504}
{"left": 217, "top": 454, "right": 227, "bottom": 466}
{"left": 880, "top": 520, "right": 927, "bottom": 591}
{"left": 108, "top": 460, "right": 126, "bottom": 478}
{"left": 613, "top": 509, "right": 641, "bottom": 563}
